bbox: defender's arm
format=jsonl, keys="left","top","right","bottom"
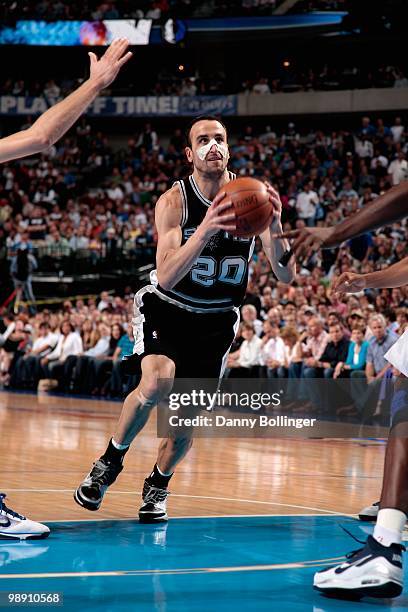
{"left": 0, "top": 39, "right": 132, "bottom": 163}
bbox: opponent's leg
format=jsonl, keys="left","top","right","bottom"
{"left": 314, "top": 376, "right": 408, "bottom": 599}
{"left": 74, "top": 355, "right": 175, "bottom": 511}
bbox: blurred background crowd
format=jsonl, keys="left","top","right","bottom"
{"left": 1, "top": 62, "right": 407, "bottom": 98}
{"left": 0, "top": 113, "right": 406, "bottom": 417}
{"left": 0, "top": 0, "right": 346, "bottom": 21}
{"left": 0, "top": 0, "right": 406, "bottom": 421}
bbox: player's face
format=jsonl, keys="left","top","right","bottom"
{"left": 186, "top": 120, "right": 229, "bottom": 177}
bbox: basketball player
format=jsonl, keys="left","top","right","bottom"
{"left": 314, "top": 258, "right": 408, "bottom": 598}
{"left": 0, "top": 39, "right": 132, "bottom": 539}
{"left": 276, "top": 183, "right": 408, "bottom": 598}
{"left": 75, "top": 116, "right": 295, "bottom": 522}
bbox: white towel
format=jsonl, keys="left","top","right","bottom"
{"left": 384, "top": 329, "right": 408, "bottom": 377}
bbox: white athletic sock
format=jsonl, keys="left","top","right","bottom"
{"left": 156, "top": 464, "right": 173, "bottom": 477}
{"left": 112, "top": 438, "right": 130, "bottom": 451}
{"left": 373, "top": 508, "right": 406, "bottom": 546}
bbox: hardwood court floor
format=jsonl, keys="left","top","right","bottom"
{"left": 0, "top": 390, "right": 386, "bottom": 523}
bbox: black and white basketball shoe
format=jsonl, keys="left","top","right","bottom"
{"left": 0, "top": 493, "right": 50, "bottom": 540}
{"left": 314, "top": 535, "right": 404, "bottom": 599}
{"left": 74, "top": 458, "right": 123, "bottom": 511}
{"left": 138, "top": 479, "right": 169, "bottom": 523}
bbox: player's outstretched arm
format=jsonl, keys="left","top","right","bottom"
{"left": 156, "top": 188, "right": 235, "bottom": 291}
{"left": 333, "top": 256, "right": 408, "bottom": 294}
{"left": 275, "top": 181, "right": 408, "bottom": 261}
{"left": 0, "top": 38, "right": 132, "bottom": 164}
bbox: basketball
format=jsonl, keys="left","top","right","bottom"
{"left": 219, "top": 177, "right": 273, "bottom": 238}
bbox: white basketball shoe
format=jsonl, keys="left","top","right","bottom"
{"left": 0, "top": 493, "right": 50, "bottom": 540}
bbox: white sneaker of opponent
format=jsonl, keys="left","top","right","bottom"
{"left": 0, "top": 493, "right": 50, "bottom": 540}
{"left": 314, "top": 535, "right": 404, "bottom": 599}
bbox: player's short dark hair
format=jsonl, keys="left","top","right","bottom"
{"left": 186, "top": 115, "right": 228, "bottom": 147}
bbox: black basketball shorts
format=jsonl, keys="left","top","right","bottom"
{"left": 126, "top": 286, "right": 240, "bottom": 379}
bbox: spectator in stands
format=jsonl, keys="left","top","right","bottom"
{"left": 391, "top": 116, "right": 405, "bottom": 143}
{"left": 299, "top": 317, "right": 329, "bottom": 410}
{"left": 252, "top": 77, "right": 271, "bottom": 94}
{"left": 388, "top": 151, "right": 408, "bottom": 185}
{"left": 40, "top": 321, "right": 83, "bottom": 389}
{"left": 98, "top": 291, "right": 112, "bottom": 312}
{"left": 261, "top": 322, "right": 286, "bottom": 378}
{"left": 0, "top": 319, "right": 26, "bottom": 386}
{"left": 301, "top": 322, "right": 348, "bottom": 413}
{"left": 91, "top": 323, "right": 125, "bottom": 396}
{"left": 180, "top": 78, "right": 198, "bottom": 96}
{"left": 67, "top": 322, "right": 111, "bottom": 394}
{"left": 227, "top": 323, "right": 263, "bottom": 378}
{"left": 44, "top": 79, "right": 61, "bottom": 98}
{"left": 241, "top": 304, "right": 263, "bottom": 336}
{"left": 14, "top": 321, "right": 59, "bottom": 390}
{"left": 334, "top": 326, "right": 369, "bottom": 379}
{"left": 393, "top": 69, "right": 408, "bottom": 88}
{"left": 295, "top": 182, "right": 319, "bottom": 227}
{"left": 350, "top": 314, "right": 398, "bottom": 419}
{"left": 108, "top": 324, "right": 135, "bottom": 397}
{"left": 281, "top": 327, "right": 304, "bottom": 407}
{"left": 318, "top": 323, "right": 350, "bottom": 380}
{"left": 10, "top": 248, "right": 38, "bottom": 313}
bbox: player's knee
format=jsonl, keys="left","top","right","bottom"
{"left": 140, "top": 364, "right": 175, "bottom": 404}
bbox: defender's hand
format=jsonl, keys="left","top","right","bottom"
{"left": 272, "top": 226, "right": 335, "bottom": 262}
{"left": 88, "top": 38, "right": 133, "bottom": 90}
{"left": 332, "top": 272, "right": 366, "bottom": 295}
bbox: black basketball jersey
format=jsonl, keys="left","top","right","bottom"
{"left": 151, "top": 172, "right": 255, "bottom": 312}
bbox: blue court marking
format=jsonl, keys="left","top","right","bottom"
{"left": 1, "top": 515, "right": 407, "bottom": 611}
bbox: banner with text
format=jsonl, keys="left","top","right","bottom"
{"left": 0, "top": 95, "right": 238, "bottom": 117}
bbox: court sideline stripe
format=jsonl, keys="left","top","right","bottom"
{"left": 0, "top": 557, "right": 346, "bottom": 580}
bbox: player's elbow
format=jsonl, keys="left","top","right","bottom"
{"left": 29, "top": 128, "right": 52, "bottom": 152}
{"left": 156, "top": 271, "right": 174, "bottom": 291}
{"left": 37, "top": 132, "right": 52, "bottom": 151}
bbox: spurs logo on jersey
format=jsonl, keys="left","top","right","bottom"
{"left": 151, "top": 172, "right": 255, "bottom": 312}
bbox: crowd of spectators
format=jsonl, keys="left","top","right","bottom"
{"left": 246, "top": 65, "right": 408, "bottom": 95}
{"left": 1, "top": 61, "right": 407, "bottom": 102}
{"left": 0, "top": 112, "right": 407, "bottom": 416}
{"left": 0, "top": 292, "right": 137, "bottom": 398}
{"left": 0, "top": 0, "right": 286, "bottom": 22}
{"left": 294, "top": 0, "right": 346, "bottom": 12}
{"left": 0, "top": 118, "right": 164, "bottom": 289}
